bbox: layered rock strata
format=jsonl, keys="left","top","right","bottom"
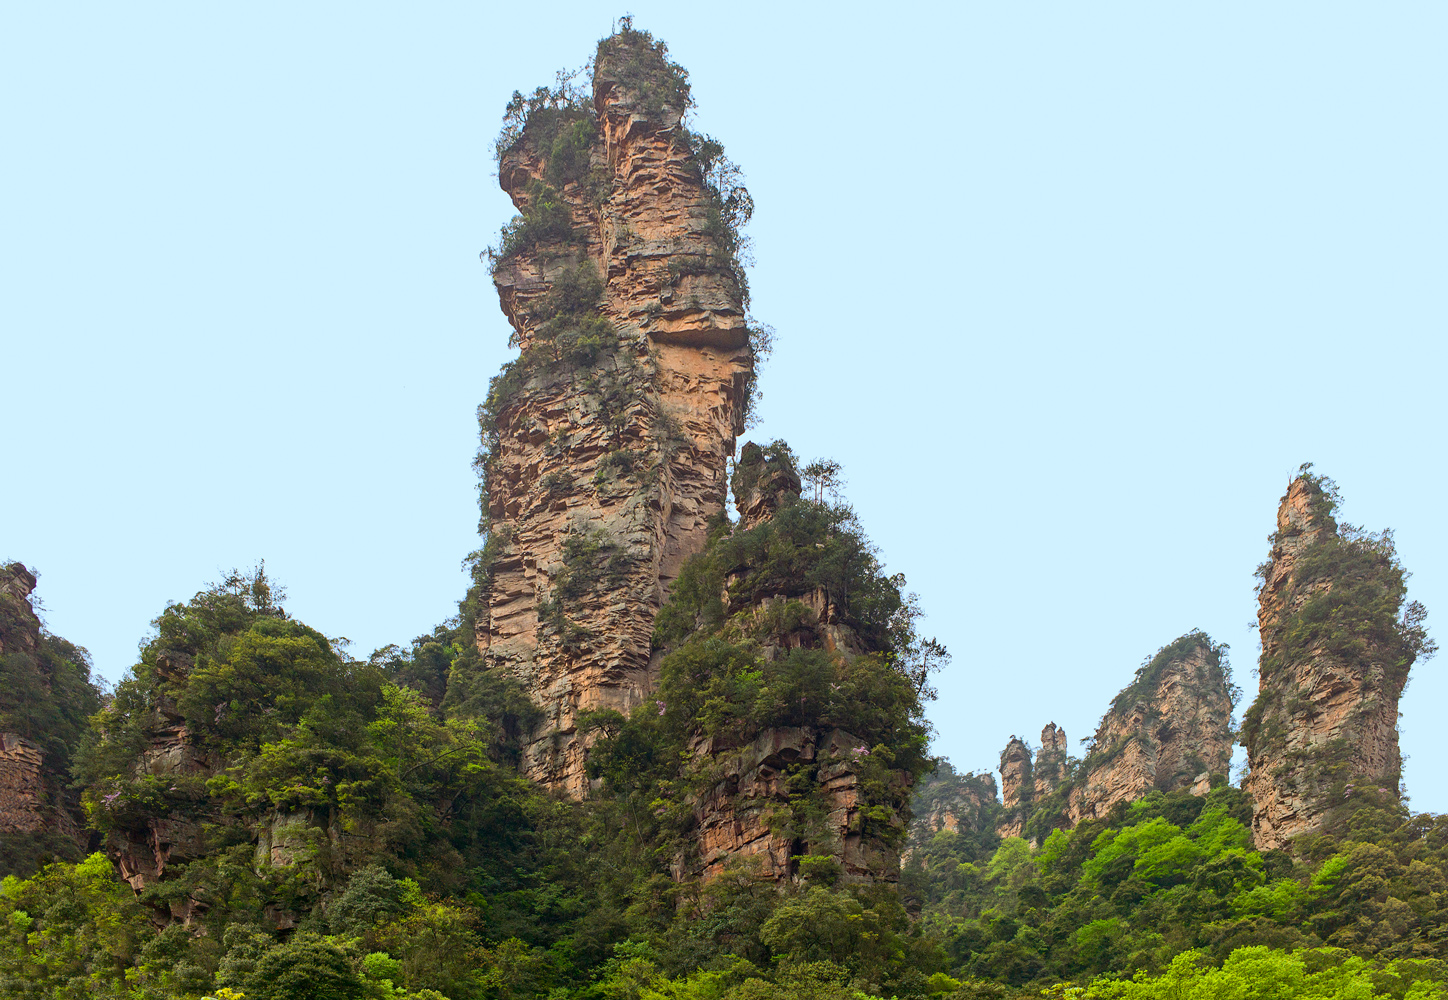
{"left": 1243, "top": 473, "right": 1424, "bottom": 850}
{"left": 478, "top": 34, "right": 753, "bottom": 794}
{"left": 996, "top": 736, "right": 1033, "bottom": 838}
{"left": 1034, "top": 723, "right": 1068, "bottom": 802}
{"left": 106, "top": 649, "right": 213, "bottom": 896}
{"left": 1068, "top": 633, "right": 1233, "bottom": 823}
{"left": 690, "top": 726, "right": 906, "bottom": 884}
{"left": 0, "top": 564, "right": 91, "bottom": 861}
{"left": 0, "top": 732, "right": 49, "bottom": 835}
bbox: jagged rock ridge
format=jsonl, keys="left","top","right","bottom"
{"left": 990, "top": 632, "right": 1233, "bottom": 842}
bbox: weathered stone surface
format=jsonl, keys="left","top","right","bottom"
{"left": 689, "top": 726, "right": 905, "bottom": 884}
{"left": 109, "top": 718, "right": 212, "bottom": 895}
{"left": 1243, "top": 475, "right": 1418, "bottom": 851}
{"left": 0, "top": 564, "right": 89, "bottom": 856}
{"left": 0, "top": 733, "right": 48, "bottom": 835}
{"left": 996, "top": 736, "right": 1032, "bottom": 838}
{"left": 478, "top": 40, "right": 752, "bottom": 796}
{"left": 1034, "top": 723, "right": 1068, "bottom": 802}
{"left": 732, "top": 442, "right": 801, "bottom": 531}
{"left": 0, "top": 564, "right": 42, "bottom": 659}
{"left": 1069, "top": 635, "right": 1233, "bottom": 824}
{"left": 905, "top": 763, "right": 999, "bottom": 860}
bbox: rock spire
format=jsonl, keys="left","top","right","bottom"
{"left": 476, "top": 30, "right": 757, "bottom": 794}
{"left": 1242, "top": 471, "right": 1430, "bottom": 850}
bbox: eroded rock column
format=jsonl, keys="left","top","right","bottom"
{"left": 1243, "top": 473, "right": 1424, "bottom": 850}
{"left": 479, "top": 34, "right": 753, "bottom": 794}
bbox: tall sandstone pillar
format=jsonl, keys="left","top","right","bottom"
{"left": 996, "top": 737, "right": 1032, "bottom": 838}
{"left": 478, "top": 32, "right": 754, "bottom": 794}
{"left": 1243, "top": 472, "right": 1427, "bottom": 850}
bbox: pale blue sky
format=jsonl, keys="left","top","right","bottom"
{"left": 4, "top": 3, "right": 1444, "bottom": 808}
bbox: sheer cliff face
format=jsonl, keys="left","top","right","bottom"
{"left": 996, "top": 737, "right": 1032, "bottom": 838}
{"left": 1034, "top": 723, "right": 1068, "bottom": 802}
{"left": 0, "top": 564, "right": 42, "bottom": 660}
{"left": 0, "top": 564, "right": 90, "bottom": 863}
{"left": 1243, "top": 475, "right": 1419, "bottom": 851}
{"left": 480, "top": 40, "right": 752, "bottom": 794}
{"left": 1069, "top": 635, "right": 1233, "bottom": 824}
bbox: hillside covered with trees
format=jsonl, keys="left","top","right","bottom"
{"left": 2, "top": 21, "right": 1441, "bottom": 1000}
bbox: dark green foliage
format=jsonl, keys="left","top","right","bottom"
{"left": 526, "top": 260, "right": 613, "bottom": 366}
{"left": 595, "top": 21, "right": 693, "bottom": 119}
{"left": 0, "top": 563, "right": 102, "bottom": 780}
{"left": 1108, "top": 631, "right": 1231, "bottom": 718}
{"left": 553, "top": 529, "right": 631, "bottom": 603}
{"left": 495, "top": 180, "right": 579, "bottom": 261}
{"left": 1242, "top": 472, "right": 1435, "bottom": 823}
{"left": 246, "top": 933, "right": 365, "bottom": 1000}
{"left": 906, "top": 784, "right": 1448, "bottom": 988}
{"left": 664, "top": 493, "right": 910, "bottom": 651}
{"left": 0, "top": 565, "right": 102, "bottom": 877}
{"left": 495, "top": 73, "right": 592, "bottom": 162}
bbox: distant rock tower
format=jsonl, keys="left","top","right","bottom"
{"left": 996, "top": 736, "right": 1033, "bottom": 838}
{"left": 1034, "top": 723, "right": 1068, "bottom": 802}
{"left": 1243, "top": 471, "right": 1429, "bottom": 850}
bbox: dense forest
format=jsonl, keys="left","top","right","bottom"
{"left": 2, "top": 21, "right": 1442, "bottom": 1000}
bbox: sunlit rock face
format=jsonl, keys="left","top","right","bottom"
{"left": 995, "top": 736, "right": 1032, "bottom": 839}
{"left": 478, "top": 35, "right": 753, "bottom": 795}
{"left": 1034, "top": 723, "right": 1068, "bottom": 802}
{"left": 1243, "top": 475, "right": 1418, "bottom": 851}
{"left": 1068, "top": 637, "right": 1234, "bottom": 824}
{"left": 0, "top": 564, "right": 91, "bottom": 866}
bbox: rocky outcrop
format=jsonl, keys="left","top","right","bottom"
{"left": 905, "top": 763, "right": 999, "bottom": 858}
{"left": 690, "top": 727, "right": 906, "bottom": 884}
{"left": 109, "top": 737, "right": 212, "bottom": 896}
{"left": 0, "top": 564, "right": 94, "bottom": 869}
{"left": 996, "top": 737, "right": 1032, "bottom": 838}
{"left": 0, "top": 564, "right": 42, "bottom": 659}
{"left": 1069, "top": 632, "right": 1233, "bottom": 824}
{"left": 733, "top": 441, "right": 801, "bottom": 531}
{"left": 1243, "top": 473, "right": 1426, "bottom": 850}
{"left": 477, "top": 31, "right": 754, "bottom": 795}
{"left": 1034, "top": 723, "right": 1068, "bottom": 802}
{"left": 991, "top": 636, "right": 1232, "bottom": 840}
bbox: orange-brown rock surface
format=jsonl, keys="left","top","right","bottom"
{"left": 689, "top": 727, "right": 905, "bottom": 884}
{"left": 0, "top": 732, "right": 49, "bottom": 836}
{"left": 1034, "top": 723, "right": 1068, "bottom": 802}
{"left": 996, "top": 736, "right": 1032, "bottom": 838}
{"left": 905, "top": 762, "right": 999, "bottom": 858}
{"left": 0, "top": 563, "right": 94, "bottom": 865}
{"left": 1242, "top": 472, "right": 1427, "bottom": 850}
{"left": 0, "top": 563, "right": 43, "bottom": 660}
{"left": 476, "top": 32, "right": 754, "bottom": 795}
{"left": 1069, "top": 633, "right": 1233, "bottom": 824}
